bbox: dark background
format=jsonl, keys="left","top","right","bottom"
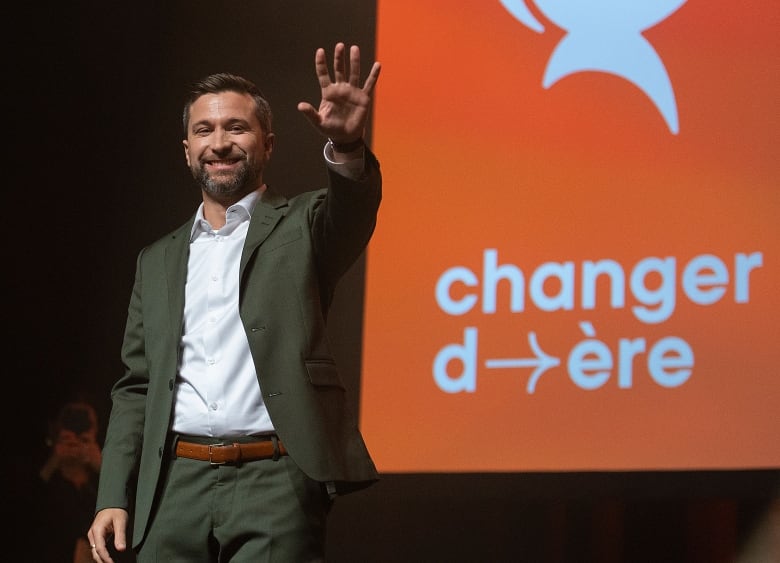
{"left": 9, "top": 1, "right": 778, "bottom": 561}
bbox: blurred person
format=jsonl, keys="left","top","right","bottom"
{"left": 36, "top": 401, "right": 104, "bottom": 563}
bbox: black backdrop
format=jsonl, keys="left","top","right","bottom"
{"left": 9, "top": 2, "right": 778, "bottom": 561}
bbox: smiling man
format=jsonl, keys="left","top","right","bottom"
{"left": 88, "top": 43, "right": 382, "bottom": 563}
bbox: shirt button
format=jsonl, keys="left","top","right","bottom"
{"left": 210, "top": 402, "right": 218, "bottom": 411}
{"left": 207, "top": 358, "right": 215, "bottom": 365}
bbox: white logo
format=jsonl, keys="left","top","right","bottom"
{"left": 500, "top": 0, "right": 686, "bottom": 134}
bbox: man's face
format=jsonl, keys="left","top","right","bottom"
{"left": 183, "top": 91, "right": 274, "bottom": 202}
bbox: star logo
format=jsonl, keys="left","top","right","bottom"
{"left": 500, "top": 0, "right": 687, "bottom": 134}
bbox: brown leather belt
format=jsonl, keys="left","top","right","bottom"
{"left": 175, "top": 438, "right": 287, "bottom": 464}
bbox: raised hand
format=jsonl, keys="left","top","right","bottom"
{"left": 297, "top": 43, "right": 381, "bottom": 145}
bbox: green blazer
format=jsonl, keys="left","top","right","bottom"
{"left": 96, "top": 150, "right": 382, "bottom": 547}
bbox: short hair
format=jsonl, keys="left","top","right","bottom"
{"left": 182, "top": 72, "right": 273, "bottom": 136}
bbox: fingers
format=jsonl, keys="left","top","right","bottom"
{"left": 113, "top": 527, "right": 128, "bottom": 554}
{"left": 300, "top": 42, "right": 380, "bottom": 136}
{"left": 297, "top": 102, "right": 321, "bottom": 128}
{"left": 87, "top": 534, "right": 111, "bottom": 562}
{"left": 333, "top": 42, "right": 347, "bottom": 84}
{"left": 88, "top": 509, "right": 128, "bottom": 562}
{"left": 314, "top": 47, "right": 330, "bottom": 90}
{"left": 362, "top": 61, "right": 382, "bottom": 96}
{"left": 348, "top": 44, "right": 360, "bottom": 87}
{"left": 88, "top": 539, "right": 111, "bottom": 563}
{"left": 314, "top": 42, "right": 378, "bottom": 90}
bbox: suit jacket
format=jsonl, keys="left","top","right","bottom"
{"left": 96, "top": 149, "right": 382, "bottom": 547}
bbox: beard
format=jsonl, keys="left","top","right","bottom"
{"left": 192, "top": 158, "right": 260, "bottom": 200}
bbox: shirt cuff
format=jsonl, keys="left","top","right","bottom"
{"left": 323, "top": 141, "right": 365, "bottom": 180}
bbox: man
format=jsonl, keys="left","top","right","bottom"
{"left": 88, "top": 43, "right": 381, "bottom": 562}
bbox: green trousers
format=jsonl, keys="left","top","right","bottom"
{"left": 137, "top": 452, "right": 331, "bottom": 562}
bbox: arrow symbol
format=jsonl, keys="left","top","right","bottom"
{"left": 484, "top": 332, "right": 561, "bottom": 394}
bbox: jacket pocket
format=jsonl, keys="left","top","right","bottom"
{"left": 305, "top": 360, "right": 345, "bottom": 389}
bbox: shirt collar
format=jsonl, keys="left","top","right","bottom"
{"left": 190, "top": 185, "right": 266, "bottom": 242}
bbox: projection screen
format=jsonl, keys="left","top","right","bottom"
{"left": 359, "top": 0, "right": 780, "bottom": 472}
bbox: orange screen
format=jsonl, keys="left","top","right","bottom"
{"left": 360, "top": 0, "right": 780, "bottom": 472}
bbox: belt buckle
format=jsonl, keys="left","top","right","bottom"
{"left": 208, "top": 443, "right": 226, "bottom": 465}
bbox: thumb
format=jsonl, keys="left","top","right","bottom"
{"left": 112, "top": 517, "right": 128, "bottom": 552}
{"left": 297, "top": 102, "right": 321, "bottom": 125}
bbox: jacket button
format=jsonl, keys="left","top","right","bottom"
{"left": 169, "top": 379, "right": 174, "bottom": 390}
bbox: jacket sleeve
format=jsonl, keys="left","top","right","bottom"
{"left": 310, "top": 146, "right": 382, "bottom": 298}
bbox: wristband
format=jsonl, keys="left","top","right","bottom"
{"left": 329, "top": 137, "right": 364, "bottom": 152}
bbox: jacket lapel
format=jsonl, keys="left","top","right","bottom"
{"left": 240, "top": 188, "right": 289, "bottom": 274}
